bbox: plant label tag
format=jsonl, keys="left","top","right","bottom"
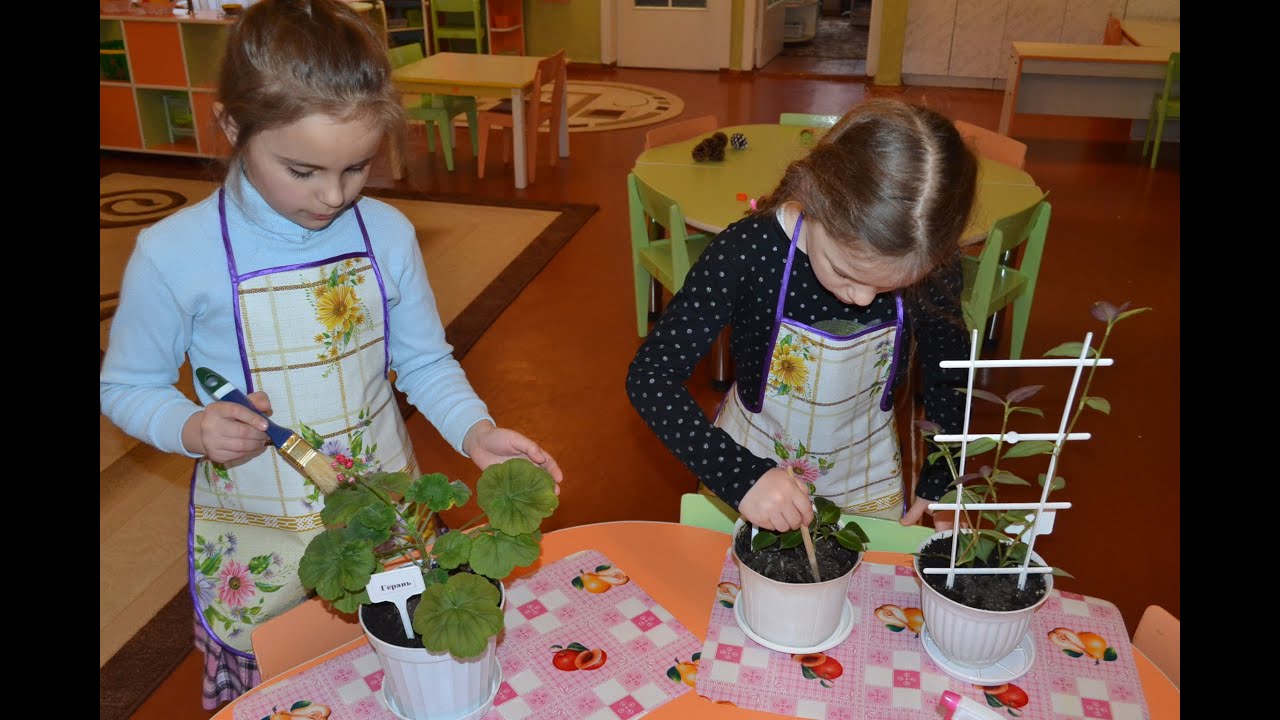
{"left": 368, "top": 565, "right": 425, "bottom": 639}
{"left": 1004, "top": 510, "right": 1057, "bottom": 538}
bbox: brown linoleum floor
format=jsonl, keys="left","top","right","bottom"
{"left": 104, "top": 64, "right": 1179, "bottom": 719}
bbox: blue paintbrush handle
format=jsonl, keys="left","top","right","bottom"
{"left": 194, "top": 367, "right": 295, "bottom": 449}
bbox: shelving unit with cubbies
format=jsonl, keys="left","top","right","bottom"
{"left": 385, "top": 0, "right": 428, "bottom": 52}
{"left": 99, "top": 11, "right": 232, "bottom": 158}
{"left": 485, "top": 0, "right": 525, "bottom": 56}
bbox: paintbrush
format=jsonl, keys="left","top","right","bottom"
{"left": 194, "top": 367, "right": 341, "bottom": 494}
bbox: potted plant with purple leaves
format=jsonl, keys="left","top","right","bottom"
{"left": 911, "top": 301, "right": 1148, "bottom": 675}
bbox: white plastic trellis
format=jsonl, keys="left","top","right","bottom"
{"left": 924, "top": 329, "right": 1114, "bottom": 590}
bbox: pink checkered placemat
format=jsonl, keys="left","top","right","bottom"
{"left": 235, "top": 549, "right": 703, "bottom": 720}
{"left": 695, "top": 550, "right": 1152, "bottom": 720}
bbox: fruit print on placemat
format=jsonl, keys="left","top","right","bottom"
{"left": 692, "top": 550, "right": 1153, "bottom": 719}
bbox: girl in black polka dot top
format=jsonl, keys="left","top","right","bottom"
{"left": 626, "top": 99, "right": 979, "bottom": 534}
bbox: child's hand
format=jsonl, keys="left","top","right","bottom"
{"left": 738, "top": 468, "right": 814, "bottom": 532}
{"left": 184, "top": 391, "right": 273, "bottom": 464}
{"left": 463, "top": 421, "right": 564, "bottom": 494}
{"left": 901, "top": 496, "right": 968, "bottom": 532}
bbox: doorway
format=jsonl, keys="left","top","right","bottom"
{"left": 614, "top": 0, "right": 732, "bottom": 71}
{"left": 761, "top": 0, "right": 870, "bottom": 76}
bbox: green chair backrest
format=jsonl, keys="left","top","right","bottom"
{"left": 962, "top": 195, "right": 1051, "bottom": 358}
{"left": 387, "top": 42, "right": 424, "bottom": 69}
{"left": 679, "top": 493, "right": 737, "bottom": 534}
{"left": 628, "top": 172, "right": 696, "bottom": 291}
{"left": 677, "top": 492, "right": 936, "bottom": 554}
{"left": 779, "top": 112, "right": 840, "bottom": 128}
{"left": 430, "top": 0, "right": 485, "bottom": 53}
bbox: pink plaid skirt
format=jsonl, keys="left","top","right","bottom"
{"left": 193, "top": 617, "right": 261, "bottom": 710}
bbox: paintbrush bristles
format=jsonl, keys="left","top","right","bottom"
{"left": 279, "top": 436, "right": 342, "bottom": 494}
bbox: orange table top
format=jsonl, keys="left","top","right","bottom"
{"left": 214, "top": 521, "right": 1179, "bottom": 719}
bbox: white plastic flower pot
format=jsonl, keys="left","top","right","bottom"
{"left": 733, "top": 518, "right": 860, "bottom": 649}
{"left": 359, "top": 583, "right": 505, "bottom": 720}
{"left": 915, "top": 530, "right": 1052, "bottom": 668}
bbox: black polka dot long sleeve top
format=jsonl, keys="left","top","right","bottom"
{"left": 625, "top": 212, "right": 969, "bottom": 511}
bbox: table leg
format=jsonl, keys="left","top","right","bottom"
{"left": 558, "top": 75, "right": 569, "bottom": 158}
{"left": 510, "top": 87, "right": 528, "bottom": 189}
{"left": 388, "top": 131, "right": 405, "bottom": 181}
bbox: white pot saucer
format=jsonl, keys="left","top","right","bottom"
{"left": 379, "top": 666, "right": 505, "bottom": 720}
{"left": 733, "top": 597, "right": 855, "bottom": 654}
{"left": 920, "top": 626, "right": 1036, "bottom": 684}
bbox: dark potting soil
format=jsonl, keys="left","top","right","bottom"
{"left": 734, "top": 523, "right": 859, "bottom": 584}
{"left": 916, "top": 536, "right": 1048, "bottom": 612}
{"left": 361, "top": 570, "right": 504, "bottom": 649}
{"left": 363, "top": 594, "right": 430, "bottom": 649}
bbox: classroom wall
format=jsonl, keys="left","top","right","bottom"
{"left": 523, "top": 0, "right": 602, "bottom": 64}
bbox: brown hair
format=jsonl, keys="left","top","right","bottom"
{"left": 755, "top": 99, "right": 978, "bottom": 284}
{"left": 215, "top": 0, "right": 405, "bottom": 166}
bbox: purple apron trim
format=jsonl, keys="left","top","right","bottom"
{"left": 186, "top": 463, "right": 255, "bottom": 659}
{"left": 746, "top": 213, "right": 806, "bottom": 414}
{"left": 218, "top": 195, "right": 380, "bottom": 389}
{"left": 881, "top": 292, "right": 906, "bottom": 413}
{"left": 353, "top": 203, "right": 392, "bottom": 376}
{"left": 218, "top": 189, "right": 254, "bottom": 390}
{"left": 235, "top": 251, "right": 367, "bottom": 282}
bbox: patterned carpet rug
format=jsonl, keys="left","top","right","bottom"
{"left": 99, "top": 173, "right": 596, "bottom": 720}
{"left": 460, "top": 80, "right": 685, "bottom": 132}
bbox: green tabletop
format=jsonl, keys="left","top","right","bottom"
{"left": 632, "top": 123, "right": 1044, "bottom": 245}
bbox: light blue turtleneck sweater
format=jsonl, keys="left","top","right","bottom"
{"left": 100, "top": 169, "right": 492, "bottom": 459}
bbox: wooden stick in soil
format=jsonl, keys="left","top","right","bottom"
{"left": 799, "top": 524, "right": 822, "bottom": 582}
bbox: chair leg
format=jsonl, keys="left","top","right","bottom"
{"left": 1142, "top": 100, "right": 1156, "bottom": 159}
{"left": 648, "top": 278, "right": 663, "bottom": 321}
{"left": 710, "top": 329, "right": 733, "bottom": 392}
{"left": 476, "top": 122, "right": 490, "bottom": 179}
{"left": 435, "top": 120, "right": 456, "bottom": 172}
{"left": 634, "top": 264, "right": 653, "bottom": 337}
{"left": 465, "top": 107, "right": 479, "bottom": 157}
{"left": 1149, "top": 108, "right": 1166, "bottom": 169}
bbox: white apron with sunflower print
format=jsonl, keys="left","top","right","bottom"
{"left": 189, "top": 191, "right": 422, "bottom": 657}
{"left": 714, "top": 213, "right": 906, "bottom": 518}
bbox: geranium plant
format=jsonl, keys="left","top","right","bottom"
{"left": 915, "top": 301, "right": 1149, "bottom": 573}
{"left": 298, "top": 457, "right": 558, "bottom": 658}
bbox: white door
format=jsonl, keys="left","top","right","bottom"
{"left": 615, "top": 0, "right": 732, "bottom": 71}
{"left": 756, "top": 0, "right": 787, "bottom": 68}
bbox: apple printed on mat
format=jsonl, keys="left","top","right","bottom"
{"left": 667, "top": 651, "right": 701, "bottom": 687}
{"left": 975, "top": 684, "right": 1030, "bottom": 717}
{"left": 550, "top": 642, "right": 608, "bottom": 671}
{"left": 791, "top": 653, "right": 843, "bottom": 688}
{"left": 571, "top": 564, "right": 630, "bottom": 593}
{"left": 1046, "top": 627, "right": 1118, "bottom": 664}
{"left": 714, "top": 582, "right": 739, "bottom": 608}
{"left": 260, "top": 701, "right": 330, "bottom": 720}
{"left": 874, "top": 604, "right": 924, "bottom": 638}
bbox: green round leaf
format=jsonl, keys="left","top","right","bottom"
{"left": 345, "top": 504, "right": 396, "bottom": 544}
{"left": 362, "top": 471, "right": 413, "bottom": 497}
{"left": 751, "top": 530, "right": 779, "bottom": 552}
{"left": 320, "top": 486, "right": 381, "bottom": 526}
{"left": 409, "top": 473, "right": 472, "bottom": 513}
{"left": 299, "top": 529, "right": 376, "bottom": 599}
{"left": 412, "top": 573, "right": 504, "bottom": 658}
{"left": 477, "top": 459, "right": 559, "bottom": 535}
{"left": 469, "top": 530, "right": 540, "bottom": 579}
{"left": 432, "top": 530, "right": 473, "bottom": 570}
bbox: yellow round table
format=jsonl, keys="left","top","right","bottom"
{"left": 633, "top": 123, "right": 1044, "bottom": 246}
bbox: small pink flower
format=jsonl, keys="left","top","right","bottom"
{"left": 218, "top": 560, "right": 255, "bottom": 608}
{"left": 780, "top": 458, "right": 819, "bottom": 484}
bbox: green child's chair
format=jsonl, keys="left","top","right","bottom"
{"left": 1141, "top": 52, "right": 1180, "bottom": 169}
{"left": 961, "top": 195, "right": 1051, "bottom": 360}
{"left": 430, "top": 0, "right": 486, "bottom": 55}
{"left": 387, "top": 42, "right": 479, "bottom": 172}
{"left": 628, "top": 172, "right": 731, "bottom": 388}
{"left": 678, "top": 492, "right": 934, "bottom": 554}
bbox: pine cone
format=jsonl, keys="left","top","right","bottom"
{"left": 710, "top": 132, "right": 728, "bottom": 149}
{"left": 730, "top": 133, "right": 747, "bottom": 150}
